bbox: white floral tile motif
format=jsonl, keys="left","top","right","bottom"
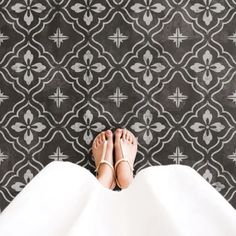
{"left": 126, "top": 42, "right": 170, "bottom": 89}
{"left": 66, "top": 44, "right": 111, "bottom": 89}
{"left": 130, "top": 0, "right": 166, "bottom": 26}
{"left": 130, "top": 49, "right": 166, "bottom": 85}
{"left": 125, "top": 0, "right": 172, "bottom": 32}
{"left": 11, "top": 0, "right": 46, "bottom": 26}
{"left": 131, "top": 109, "right": 166, "bottom": 145}
{"left": 6, "top": 46, "right": 52, "bottom": 90}
{"left": 71, "top": 0, "right": 106, "bottom": 26}
{"left": 70, "top": 109, "right": 105, "bottom": 145}
{"left": 71, "top": 50, "right": 106, "bottom": 85}
{"left": 5, "top": 106, "right": 52, "bottom": 149}
{"left": 11, "top": 109, "right": 47, "bottom": 145}
{"left": 11, "top": 50, "right": 46, "bottom": 86}
{"left": 190, "top": 109, "right": 225, "bottom": 145}
{"left": 184, "top": 104, "right": 234, "bottom": 153}
{"left": 190, "top": 0, "right": 225, "bottom": 26}
{"left": 190, "top": 50, "right": 225, "bottom": 86}
{"left": 184, "top": 0, "right": 231, "bottom": 31}
{"left": 65, "top": 105, "right": 109, "bottom": 147}
{"left": 11, "top": 169, "right": 34, "bottom": 192}
{"left": 0, "top": 0, "right": 236, "bottom": 211}
{"left": 65, "top": 0, "right": 111, "bottom": 30}
{"left": 186, "top": 45, "right": 231, "bottom": 91}
{"left": 6, "top": 0, "right": 50, "bottom": 29}
{"left": 128, "top": 103, "right": 172, "bottom": 151}
{"left": 203, "top": 169, "right": 225, "bottom": 192}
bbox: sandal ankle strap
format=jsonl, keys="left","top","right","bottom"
{"left": 115, "top": 159, "right": 134, "bottom": 172}
{"left": 95, "top": 160, "right": 114, "bottom": 173}
{"left": 115, "top": 159, "right": 134, "bottom": 189}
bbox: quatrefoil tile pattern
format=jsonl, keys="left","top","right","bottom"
{"left": 0, "top": 0, "right": 236, "bottom": 211}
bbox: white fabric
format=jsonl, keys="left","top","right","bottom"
{"left": 0, "top": 161, "right": 236, "bottom": 236}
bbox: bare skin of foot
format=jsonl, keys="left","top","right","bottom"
{"left": 115, "top": 128, "right": 137, "bottom": 189}
{"left": 92, "top": 130, "right": 116, "bottom": 190}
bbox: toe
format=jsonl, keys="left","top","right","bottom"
{"left": 93, "top": 134, "right": 99, "bottom": 149}
{"left": 128, "top": 130, "right": 135, "bottom": 144}
{"left": 115, "top": 129, "right": 123, "bottom": 155}
{"left": 94, "top": 139, "right": 98, "bottom": 149}
{"left": 126, "top": 131, "right": 132, "bottom": 143}
{"left": 105, "top": 130, "right": 113, "bottom": 153}
{"left": 105, "top": 130, "right": 113, "bottom": 141}
{"left": 122, "top": 128, "right": 128, "bottom": 141}
{"left": 104, "top": 130, "right": 113, "bottom": 165}
{"left": 101, "top": 131, "right": 106, "bottom": 142}
{"left": 115, "top": 128, "right": 123, "bottom": 141}
{"left": 98, "top": 132, "right": 103, "bottom": 144}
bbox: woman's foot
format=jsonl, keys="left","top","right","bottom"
{"left": 115, "top": 128, "right": 137, "bottom": 189}
{"left": 92, "top": 130, "right": 116, "bottom": 190}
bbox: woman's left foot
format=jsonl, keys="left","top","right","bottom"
{"left": 92, "top": 130, "right": 116, "bottom": 189}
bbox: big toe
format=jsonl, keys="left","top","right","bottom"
{"left": 115, "top": 129, "right": 123, "bottom": 159}
{"left": 105, "top": 130, "right": 113, "bottom": 155}
{"left": 115, "top": 128, "right": 123, "bottom": 142}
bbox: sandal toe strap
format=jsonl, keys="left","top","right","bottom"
{"left": 94, "top": 140, "right": 114, "bottom": 175}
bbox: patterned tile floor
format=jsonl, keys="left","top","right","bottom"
{"left": 0, "top": 0, "right": 236, "bottom": 211}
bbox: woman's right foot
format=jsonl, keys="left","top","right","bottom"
{"left": 114, "top": 128, "right": 137, "bottom": 189}
{"left": 92, "top": 130, "right": 115, "bottom": 189}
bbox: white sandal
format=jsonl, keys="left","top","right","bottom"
{"left": 93, "top": 140, "right": 116, "bottom": 189}
{"left": 114, "top": 138, "right": 134, "bottom": 188}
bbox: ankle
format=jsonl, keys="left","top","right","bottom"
{"left": 116, "top": 163, "right": 134, "bottom": 189}
{"left": 117, "top": 174, "right": 133, "bottom": 189}
{"left": 97, "top": 165, "right": 114, "bottom": 189}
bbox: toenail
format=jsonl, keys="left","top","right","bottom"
{"left": 106, "top": 130, "right": 111, "bottom": 135}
